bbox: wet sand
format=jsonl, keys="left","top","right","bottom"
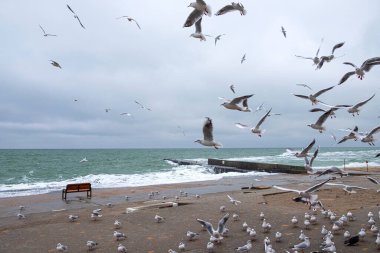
{"left": 1, "top": 171, "right": 380, "bottom": 253}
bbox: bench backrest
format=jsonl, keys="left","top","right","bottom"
{"left": 66, "top": 183, "right": 91, "bottom": 191}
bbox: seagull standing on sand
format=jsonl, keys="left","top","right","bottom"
{"left": 281, "top": 26, "right": 286, "bottom": 38}
{"left": 295, "top": 38, "right": 324, "bottom": 65}
{"left": 339, "top": 57, "right": 380, "bottom": 84}
{"left": 292, "top": 85, "right": 334, "bottom": 105}
{"left": 39, "top": 25, "right": 57, "bottom": 37}
{"left": 221, "top": 94, "right": 253, "bottom": 112}
{"left": 291, "top": 237, "right": 310, "bottom": 253}
{"left": 117, "top": 243, "right": 127, "bottom": 253}
{"left": 67, "top": 4, "right": 85, "bottom": 29}
{"left": 116, "top": 16, "right": 141, "bottom": 29}
{"left": 215, "top": 2, "right": 247, "bottom": 16}
{"left": 195, "top": 117, "right": 222, "bottom": 149}
{"left": 273, "top": 178, "right": 331, "bottom": 199}
{"left": 235, "top": 240, "right": 252, "bottom": 252}
{"left": 56, "top": 243, "right": 68, "bottom": 252}
{"left": 360, "top": 126, "right": 380, "bottom": 145}
{"left": 68, "top": 215, "right": 79, "bottom": 222}
{"left": 346, "top": 93, "right": 375, "bottom": 116}
{"left": 50, "top": 60, "right": 62, "bottom": 69}
{"left": 113, "top": 231, "right": 127, "bottom": 241}
{"left": 316, "top": 42, "right": 345, "bottom": 69}
{"left": 307, "top": 108, "right": 336, "bottom": 133}
{"left": 86, "top": 241, "right": 98, "bottom": 251}
{"left": 196, "top": 213, "right": 230, "bottom": 242}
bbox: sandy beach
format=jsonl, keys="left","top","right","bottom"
{"left": 1, "top": 170, "right": 380, "bottom": 253}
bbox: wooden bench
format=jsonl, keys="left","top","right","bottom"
{"left": 62, "top": 183, "right": 92, "bottom": 200}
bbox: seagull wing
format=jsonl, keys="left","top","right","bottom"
{"left": 295, "top": 55, "right": 313, "bottom": 60}
{"left": 367, "top": 176, "right": 380, "bottom": 185}
{"left": 305, "top": 178, "right": 331, "bottom": 193}
{"left": 67, "top": 4, "right": 76, "bottom": 14}
{"left": 315, "top": 108, "right": 334, "bottom": 125}
{"left": 196, "top": 219, "right": 214, "bottom": 236}
{"left": 313, "top": 86, "right": 335, "bottom": 98}
{"left": 331, "top": 42, "right": 345, "bottom": 54}
{"left": 338, "top": 71, "right": 356, "bottom": 85}
{"left": 343, "top": 62, "right": 357, "bottom": 68}
{"left": 39, "top": 25, "right": 46, "bottom": 34}
{"left": 362, "top": 60, "right": 380, "bottom": 72}
{"left": 273, "top": 185, "right": 301, "bottom": 194}
{"left": 367, "top": 126, "right": 380, "bottom": 137}
{"left": 229, "top": 85, "right": 235, "bottom": 93}
{"left": 361, "top": 57, "right": 380, "bottom": 70}
{"left": 352, "top": 94, "right": 375, "bottom": 109}
{"left": 195, "top": 18, "right": 202, "bottom": 33}
{"left": 217, "top": 213, "right": 230, "bottom": 233}
{"left": 215, "top": 4, "right": 235, "bottom": 16}
{"left": 184, "top": 9, "right": 203, "bottom": 27}
{"left": 310, "top": 147, "right": 319, "bottom": 166}
{"left": 316, "top": 38, "right": 324, "bottom": 56}
{"left": 255, "top": 108, "right": 272, "bottom": 128}
{"left": 75, "top": 16, "right": 86, "bottom": 29}
{"left": 235, "top": 123, "right": 249, "bottom": 129}
{"left": 300, "top": 139, "right": 316, "bottom": 156}
{"left": 203, "top": 117, "right": 214, "bottom": 141}
{"left": 230, "top": 95, "right": 253, "bottom": 105}
{"left": 309, "top": 108, "right": 326, "bottom": 113}
{"left": 316, "top": 56, "right": 328, "bottom": 69}
{"left": 133, "top": 19, "right": 141, "bottom": 29}
{"left": 292, "top": 94, "right": 309, "bottom": 100}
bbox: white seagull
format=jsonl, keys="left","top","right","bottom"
{"left": 294, "top": 138, "right": 316, "bottom": 158}
{"left": 195, "top": 117, "right": 222, "bottom": 149}
{"left": 196, "top": 213, "right": 230, "bottom": 241}
{"left": 307, "top": 108, "right": 336, "bottom": 133}
{"left": 339, "top": 57, "right": 380, "bottom": 85}
{"left": 67, "top": 4, "right": 85, "bottom": 29}
{"left": 215, "top": 2, "right": 247, "bottom": 16}
{"left": 304, "top": 146, "right": 319, "bottom": 173}
{"left": 235, "top": 240, "right": 252, "bottom": 252}
{"left": 116, "top": 16, "right": 141, "bottom": 29}
{"left": 184, "top": 0, "right": 212, "bottom": 28}
{"left": 316, "top": 42, "right": 345, "bottom": 69}
{"left": 86, "top": 241, "right": 98, "bottom": 251}
{"left": 221, "top": 94, "right": 253, "bottom": 112}
{"left": 56, "top": 243, "right": 68, "bottom": 252}
{"left": 295, "top": 38, "right": 324, "bottom": 65}
{"left": 360, "top": 126, "right": 380, "bottom": 146}
{"left": 326, "top": 182, "right": 367, "bottom": 194}
{"left": 50, "top": 60, "right": 62, "bottom": 69}
{"left": 39, "top": 25, "right": 57, "bottom": 37}
{"left": 273, "top": 178, "right": 331, "bottom": 199}
{"left": 214, "top": 34, "right": 226, "bottom": 46}
{"left": 227, "top": 195, "right": 241, "bottom": 205}
{"left": 347, "top": 93, "right": 375, "bottom": 116}
{"left": 292, "top": 85, "right": 334, "bottom": 105}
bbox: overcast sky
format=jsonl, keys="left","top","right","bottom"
{"left": 0, "top": 0, "right": 379, "bottom": 149}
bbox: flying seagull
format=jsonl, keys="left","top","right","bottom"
{"left": 346, "top": 93, "right": 375, "bottom": 116}
{"left": 67, "top": 4, "right": 85, "bottom": 29}
{"left": 295, "top": 38, "right": 324, "bottom": 65}
{"left": 214, "top": 34, "right": 226, "bottom": 46}
{"left": 292, "top": 85, "right": 334, "bottom": 105}
{"left": 304, "top": 147, "right": 319, "bottom": 173}
{"left": 316, "top": 167, "right": 347, "bottom": 178}
{"left": 326, "top": 182, "right": 367, "bottom": 194}
{"left": 296, "top": 83, "right": 312, "bottom": 90}
{"left": 196, "top": 213, "right": 229, "bottom": 240}
{"left": 220, "top": 94, "right": 253, "bottom": 112}
{"left": 134, "top": 101, "right": 151, "bottom": 111}
{"left": 215, "top": 2, "right": 247, "bottom": 16}
{"left": 337, "top": 126, "right": 359, "bottom": 144}
{"left": 360, "top": 126, "right": 380, "bottom": 146}
{"left": 316, "top": 42, "right": 345, "bottom": 69}
{"left": 195, "top": 117, "right": 222, "bottom": 149}
{"left": 281, "top": 26, "right": 286, "bottom": 38}
{"left": 273, "top": 178, "right": 331, "bottom": 199}
{"left": 39, "top": 25, "right": 57, "bottom": 37}
{"left": 50, "top": 60, "right": 62, "bottom": 68}
{"left": 339, "top": 57, "right": 380, "bottom": 85}
{"left": 183, "top": 0, "right": 211, "bottom": 28}
{"left": 236, "top": 109, "right": 273, "bottom": 137}
{"left": 307, "top": 108, "right": 336, "bottom": 133}
{"left": 294, "top": 138, "right": 316, "bottom": 158}
{"left": 241, "top": 53, "right": 246, "bottom": 64}
{"left": 229, "top": 84, "right": 235, "bottom": 93}
{"left": 116, "top": 16, "right": 141, "bottom": 29}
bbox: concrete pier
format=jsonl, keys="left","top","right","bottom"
{"left": 208, "top": 159, "right": 307, "bottom": 174}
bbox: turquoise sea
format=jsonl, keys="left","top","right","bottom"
{"left": 1, "top": 147, "right": 379, "bottom": 198}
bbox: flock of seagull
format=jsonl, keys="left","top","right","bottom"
{"left": 185, "top": 0, "right": 379, "bottom": 152}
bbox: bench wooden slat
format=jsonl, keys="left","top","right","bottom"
{"left": 62, "top": 183, "right": 92, "bottom": 200}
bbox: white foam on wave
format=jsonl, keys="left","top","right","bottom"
{"left": 0, "top": 164, "right": 270, "bottom": 198}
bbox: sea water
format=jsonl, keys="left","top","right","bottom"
{"left": 0, "top": 147, "right": 379, "bottom": 197}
